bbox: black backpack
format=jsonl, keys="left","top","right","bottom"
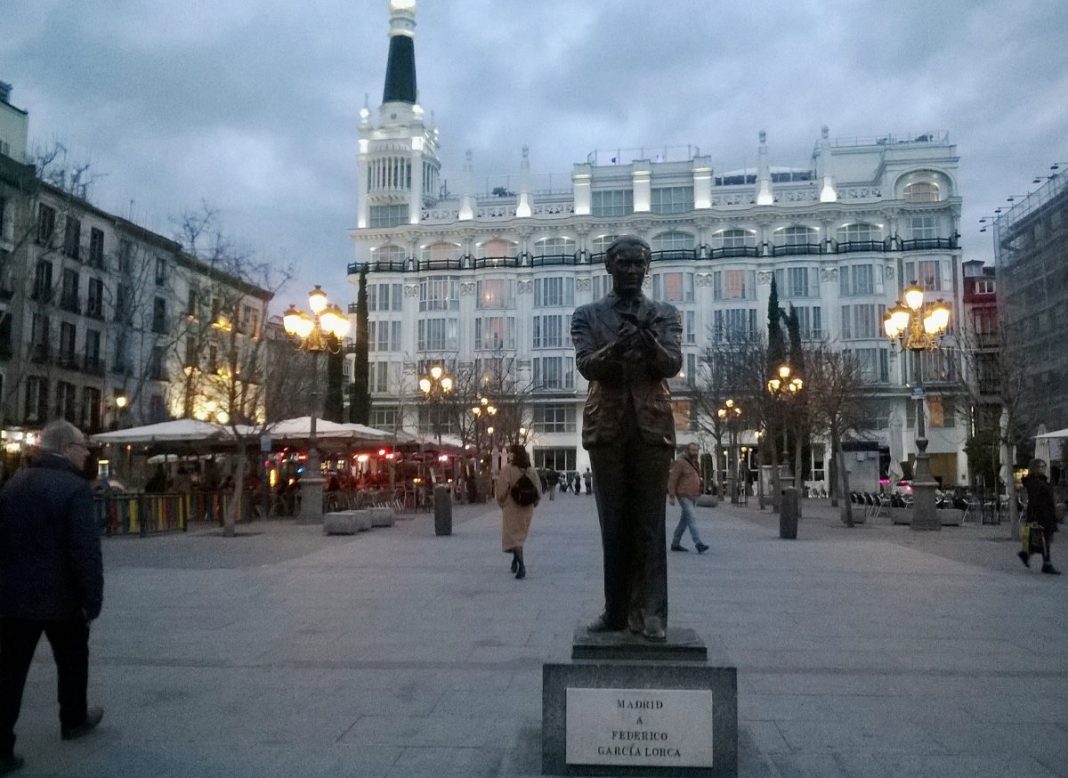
{"left": 510, "top": 473, "right": 539, "bottom": 506}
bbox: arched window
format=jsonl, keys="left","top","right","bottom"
{"left": 533, "top": 236, "right": 576, "bottom": 256}
{"left": 715, "top": 229, "right": 756, "bottom": 249}
{"left": 904, "top": 182, "right": 940, "bottom": 202}
{"left": 650, "top": 231, "right": 695, "bottom": 252}
{"left": 836, "top": 223, "right": 882, "bottom": 243}
{"left": 420, "top": 242, "right": 461, "bottom": 263}
{"left": 476, "top": 239, "right": 517, "bottom": 259}
{"left": 371, "top": 244, "right": 405, "bottom": 263}
{"left": 773, "top": 225, "right": 818, "bottom": 246}
{"left": 590, "top": 235, "right": 619, "bottom": 255}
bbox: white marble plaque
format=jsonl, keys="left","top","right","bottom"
{"left": 565, "top": 687, "right": 714, "bottom": 767}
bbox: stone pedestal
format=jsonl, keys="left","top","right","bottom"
{"left": 368, "top": 506, "right": 395, "bottom": 527}
{"left": 542, "top": 627, "right": 737, "bottom": 776}
{"left": 323, "top": 510, "right": 372, "bottom": 535}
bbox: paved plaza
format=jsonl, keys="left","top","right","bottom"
{"left": 10, "top": 494, "right": 1068, "bottom": 776}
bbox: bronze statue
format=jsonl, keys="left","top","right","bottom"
{"left": 571, "top": 235, "right": 683, "bottom": 641}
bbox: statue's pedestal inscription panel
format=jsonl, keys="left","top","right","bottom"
{"left": 542, "top": 630, "right": 737, "bottom": 777}
{"left": 565, "top": 687, "right": 714, "bottom": 768}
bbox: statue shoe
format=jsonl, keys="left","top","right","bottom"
{"left": 627, "top": 614, "right": 644, "bottom": 634}
{"left": 642, "top": 616, "right": 667, "bottom": 642}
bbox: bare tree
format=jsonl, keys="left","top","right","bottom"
{"left": 167, "top": 204, "right": 292, "bottom": 536}
{"left": 805, "top": 344, "right": 876, "bottom": 526}
{"left": 952, "top": 315, "right": 1029, "bottom": 537}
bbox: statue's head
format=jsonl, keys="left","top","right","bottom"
{"left": 605, "top": 235, "right": 651, "bottom": 296}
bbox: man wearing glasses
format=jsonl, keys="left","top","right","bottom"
{"left": 0, "top": 420, "right": 104, "bottom": 774}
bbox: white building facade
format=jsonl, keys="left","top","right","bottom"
{"left": 348, "top": 1, "right": 968, "bottom": 485}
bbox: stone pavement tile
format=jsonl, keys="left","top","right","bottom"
{"left": 741, "top": 720, "right": 791, "bottom": 753}
{"left": 957, "top": 692, "right": 1068, "bottom": 724}
{"left": 340, "top": 713, "right": 514, "bottom": 748}
{"left": 772, "top": 718, "right": 946, "bottom": 753}
{"left": 69, "top": 742, "right": 402, "bottom": 778}
{"left": 928, "top": 721, "right": 1068, "bottom": 761}
{"left": 385, "top": 745, "right": 508, "bottom": 777}
{"left": 737, "top": 724, "right": 786, "bottom": 777}
{"left": 739, "top": 693, "right": 841, "bottom": 722}
{"left": 433, "top": 687, "right": 540, "bottom": 719}
{"left": 835, "top": 750, "right": 1060, "bottom": 778}
{"left": 769, "top": 751, "right": 857, "bottom": 777}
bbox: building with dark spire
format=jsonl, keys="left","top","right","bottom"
{"left": 347, "top": 0, "right": 969, "bottom": 488}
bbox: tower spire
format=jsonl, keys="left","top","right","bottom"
{"left": 383, "top": 0, "right": 417, "bottom": 104}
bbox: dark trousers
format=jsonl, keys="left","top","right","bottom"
{"left": 589, "top": 436, "right": 672, "bottom": 629}
{"left": 0, "top": 617, "right": 90, "bottom": 754}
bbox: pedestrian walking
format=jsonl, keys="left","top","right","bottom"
{"left": 496, "top": 445, "right": 541, "bottom": 580}
{"left": 545, "top": 468, "right": 559, "bottom": 501}
{"left": 572, "top": 472, "right": 582, "bottom": 495}
{"left": 583, "top": 467, "right": 593, "bottom": 495}
{"left": 1019, "top": 459, "right": 1060, "bottom": 575}
{"left": 0, "top": 420, "right": 105, "bottom": 775}
{"left": 667, "top": 442, "right": 709, "bottom": 553}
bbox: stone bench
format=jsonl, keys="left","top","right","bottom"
{"left": 368, "top": 506, "right": 395, "bottom": 527}
{"left": 323, "top": 510, "right": 372, "bottom": 535}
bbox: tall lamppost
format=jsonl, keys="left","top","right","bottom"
{"left": 418, "top": 364, "right": 454, "bottom": 444}
{"left": 717, "top": 398, "right": 742, "bottom": 503}
{"left": 767, "top": 364, "right": 803, "bottom": 509}
{"left": 883, "top": 281, "right": 951, "bottom": 531}
{"left": 283, "top": 285, "right": 351, "bottom": 524}
{"left": 470, "top": 395, "right": 497, "bottom": 463}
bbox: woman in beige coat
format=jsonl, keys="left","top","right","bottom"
{"left": 496, "top": 444, "right": 540, "bottom": 579}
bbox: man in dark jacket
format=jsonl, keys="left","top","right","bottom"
{"left": 0, "top": 420, "right": 105, "bottom": 773}
{"left": 572, "top": 235, "right": 683, "bottom": 641}
{"left": 1019, "top": 458, "right": 1060, "bottom": 575}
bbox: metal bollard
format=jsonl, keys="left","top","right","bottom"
{"left": 779, "top": 487, "right": 800, "bottom": 539}
{"left": 433, "top": 484, "right": 453, "bottom": 536}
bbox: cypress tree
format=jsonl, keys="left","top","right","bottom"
{"left": 767, "top": 274, "right": 786, "bottom": 373}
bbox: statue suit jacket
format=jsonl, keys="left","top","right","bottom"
{"left": 572, "top": 291, "right": 683, "bottom": 450}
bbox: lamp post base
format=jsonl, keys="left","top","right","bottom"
{"left": 297, "top": 476, "right": 325, "bottom": 524}
{"left": 910, "top": 443, "right": 941, "bottom": 531}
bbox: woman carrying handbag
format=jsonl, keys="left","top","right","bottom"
{"left": 1019, "top": 459, "right": 1060, "bottom": 575}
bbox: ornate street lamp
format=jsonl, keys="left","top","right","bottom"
{"left": 282, "top": 285, "right": 351, "bottom": 524}
{"left": 767, "top": 364, "right": 803, "bottom": 509}
{"left": 419, "top": 364, "right": 454, "bottom": 444}
{"left": 883, "top": 281, "right": 951, "bottom": 531}
{"left": 717, "top": 398, "right": 743, "bottom": 503}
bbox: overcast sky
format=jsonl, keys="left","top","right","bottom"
{"left": 4, "top": 0, "right": 1067, "bottom": 310}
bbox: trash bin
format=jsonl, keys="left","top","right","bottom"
{"left": 434, "top": 484, "right": 452, "bottom": 536}
{"left": 780, "top": 487, "right": 799, "bottom": 539}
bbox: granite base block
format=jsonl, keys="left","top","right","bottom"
{"left": 323, "top": 510, "right": 372, "bottom": 535}
{"left": 543, "top": 630, "right": 737, "bottom": 777}
{"left": 369, "top": 507, "right": 395, "bottom": 527}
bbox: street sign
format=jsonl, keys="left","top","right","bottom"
{"left": 910, "top": 386, "right": 926, "bottom": 399}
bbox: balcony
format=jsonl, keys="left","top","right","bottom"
{"left": 835, "top": 240, "right": 889, "bottom": 254}
{"left": 650, "top": 249, "right": 698, "bottom": 262}
{"left": 770, "top": 243, "right": 823, "bottom": 257}
{"left": 59, "top": 294, "right": 81, "bottom": 314}
{"left": 30, "top": 343, "right": 50, "bottom": 363}
{"left": 472, "top": 255, "right": 521, "bottom": 269}
{"left": 707, "top": 245, "right": 760, "bottom": 259}
{"left": 899, "top": 236, "right": 958, "bottom": 251}
{"left": 58, "top": 352, "right": 80, "bottom": 371}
